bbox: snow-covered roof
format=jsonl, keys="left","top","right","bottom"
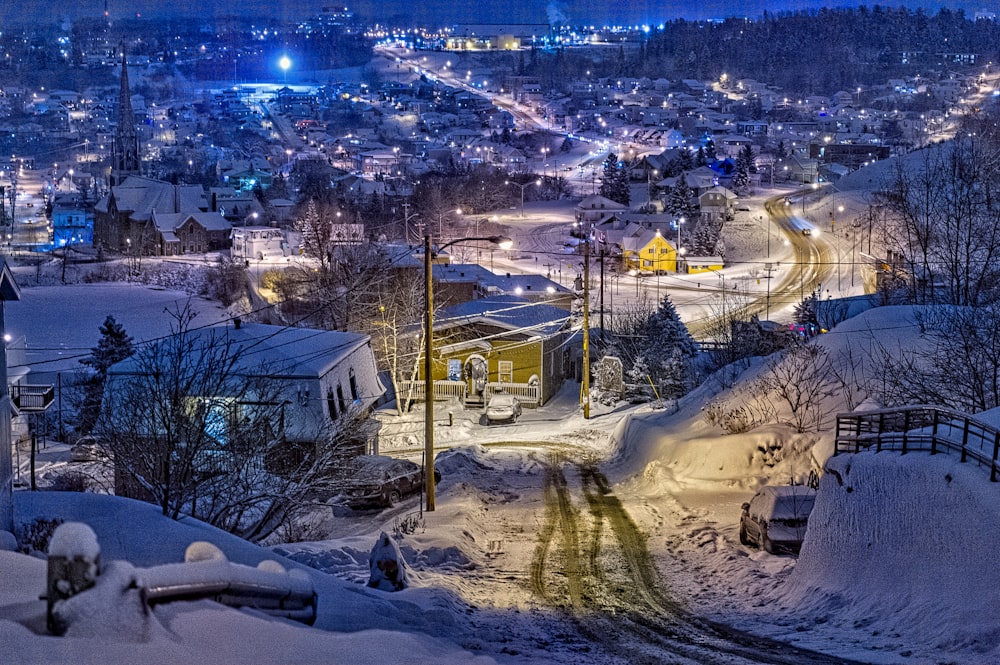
{"left": 108, "top": 322, "right": 373, "bottom": 380}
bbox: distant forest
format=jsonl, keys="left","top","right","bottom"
{"left": 519, "top": 7, "right": 1000, "bottom": 95}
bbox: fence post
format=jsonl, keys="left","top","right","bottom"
{"left": 930, "top": 409, "right": 939, "bottom": 455}
{"left": 901, "top": 409, "right": 910, "bottom": 454}
{"left": 877, "top": 412, "right": 885, "bottom": 452}
{"left": 992, "top": 430, "right": 999, "bottom": 482}
{"left": 962, "top": 417, "right": 970, "bottom": 463}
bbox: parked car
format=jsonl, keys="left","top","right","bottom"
{"left": 69, "top": 436, "right": 102, "bottom": 463}
{"left": 739, "top": 485, "right": 817, "bottom": 555}
{"left": 340, "top": 455, "right": 439, "bottom": 508}
{"left": 485, "top": 394, "right": 522, "bottom": 424}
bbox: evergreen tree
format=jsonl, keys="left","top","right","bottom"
{"left": 666, "top": 175, "right": 698, "bottom": 220}
{"left": 599, "top": 153, "right": 630, "bottom": 205}
{"left": 794, "top": 290, "right": 820, "bottom": 327}
{"left": 79, "top": 316, "right": 135, "bottom": 434}
{"left": 696, "top": 146, "right": 707, "bottom": 166}
{"left": 634, "top": 295, "right": 699, "bottom": 398}
{"left": 677, "top": 149, "right": 695, "bottom": 172}
{"left": 732, "top": 156, "right": 751, "bottom": 195}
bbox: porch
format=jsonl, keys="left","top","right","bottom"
{"left": 399, "top": 380, "right": 541, "bottom": 408}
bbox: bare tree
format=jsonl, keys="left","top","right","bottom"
{"left": 867, "top": 305, "right": 1000, "bottom": 413}
{"left": 875, "top": 136, "right": 1000, "bottom": 306}
{"left": 759, "top": 343, "right": 840, "bottom": 432}
{"left": 95, "top": 307, "right": 361, "bottom": 542}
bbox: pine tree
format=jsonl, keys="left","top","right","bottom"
{"left": 79, "top": 316, "right": 135, "bottom": 434}
{"left": 794, "top": 291, "right": 819, "bottom": 327}
{"left": 636, "top": 295, "right": 698, "bottom": 398}
{"left": 599, "top": 153, "right": 630, "bottom": 206}
{"left": 732, "top": 158, "right": 750, "bottom": 195}
{"left": 666, "top": 175, "right": 697, "bottom": 219}
{"left": 696, "top": 146, "right": 707, "bottom": 166}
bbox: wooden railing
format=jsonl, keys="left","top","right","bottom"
{"left": 398, "top": 380, "right": 540, "bottom": 407}
{"left": 484, "top": 382, "right": 540, "bottom": 408}
{"left": 10, "top": 383, "right": 55, "bottom": 412}
{"left": 834, "top": 405, "right": 1000, "bottom": 482}
{"left": 398, "top": 380, "right": 467, "bottom": 402}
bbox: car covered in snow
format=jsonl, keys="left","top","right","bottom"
{"left": 485, "top": 394, "right": 522, "bottom": 424}
{"left": 339, "top": 455, "right": 439, "bottom": 508}
{"left": 739, "top": 485, "right": 816, "bottom": 555}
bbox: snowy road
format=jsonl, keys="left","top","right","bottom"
{"left": 525, "top": 457, "right": 861, "bottom": 665}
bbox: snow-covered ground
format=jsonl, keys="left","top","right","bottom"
{"left": 2, "top": 277, "right": 998, "bottom": 663}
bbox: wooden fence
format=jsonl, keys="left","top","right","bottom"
{"left": 398, "top": 380, "right": 540, "bottom": 408}
{"left": 834, "top": 405, "right": 1000, "bottom": 482}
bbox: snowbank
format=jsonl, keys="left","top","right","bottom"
{"left": 780, "top": 451, "right": 1000, "bottom": 659}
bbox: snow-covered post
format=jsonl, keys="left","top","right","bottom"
{"left": 46, "top": 522, "right": 101, "bottom": 635}
{"left": 0, "top": 260, "right": 21, "bottom": 533}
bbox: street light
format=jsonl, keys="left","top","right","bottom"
{"left": 423, "top": 234, "right": 513, "bottom": 512}
{"left": 279, "top": 55, "right": 291, "bottom": 84}
{"left": 506, "top": 179, "right": 540, "bottom": 219}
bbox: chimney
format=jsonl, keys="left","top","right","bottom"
{"left": 233, "top": 317, "right": 241, "bottom": 330}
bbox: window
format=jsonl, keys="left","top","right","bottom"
{"left": 337, "top": 385, "right": 347, "bottom": 415}
{"left": 447, "top": 358, "right": 462, "bottom": 382}
{"left": 327, "top": 387, "right": 338, "bottom": 420}
{"left": 349, "top": 368, "right": 359, "bottom": 401}
{"left": 499, "top": 360, "right": 513, "bottom": 384}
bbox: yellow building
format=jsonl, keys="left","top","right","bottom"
{"left": 622, "top": 230, "right": 680, "bottom": 274}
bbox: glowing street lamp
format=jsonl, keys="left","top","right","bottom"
{"left": 423, "top": 234, "right": 512, "bottom": 511}
{"left": 279, "top": 55, "right": 292, "bottom": 84}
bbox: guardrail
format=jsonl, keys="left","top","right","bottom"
{"left": 834, "top": 405, "right": 1000, "bottom": 482}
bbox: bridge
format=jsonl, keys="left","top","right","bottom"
{"left": 834, "top": 405, "right": 1000, "bottom": 482}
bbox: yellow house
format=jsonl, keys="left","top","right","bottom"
{"left": 683, "top": 257, "right": 725, "bottom": 274}
{"left": 416, "top": 295, "right": 572, "bottom": 408}
{"left": 621, "top": 230, "right": 680, "bottom": 274}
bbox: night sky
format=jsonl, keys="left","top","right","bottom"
{"left": 1, "top": 0, "right": 993, "bottom": 27}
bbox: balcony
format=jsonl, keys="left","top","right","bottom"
{"left": 10, "top": 384, "right": 55, "bottom": 412}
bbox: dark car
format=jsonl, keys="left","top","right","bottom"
{"left": 739, "top": 485, "right": 816, "bottom": 555}
{"left": 340, "top": 455, "right": 439, "bottom": 508}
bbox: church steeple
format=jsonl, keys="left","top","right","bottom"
{"left": 111, "top": 45, "right": 140, "bottom": 186}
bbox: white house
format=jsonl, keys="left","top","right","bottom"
{"left": 105, "top": 321, "right": 385, "bottom": 453}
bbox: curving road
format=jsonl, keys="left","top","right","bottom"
{"left": 687, "top": 189, "right": 837, "bottom": 340}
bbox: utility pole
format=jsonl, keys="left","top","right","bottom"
{"left": 764, "top": 263, "right": 776, "bottom": 319}
{"left": 598, "top": 247, "right": 606, "bottom": 335}
{"left": 582, "top": 236, "right": 591, "bottom": 420}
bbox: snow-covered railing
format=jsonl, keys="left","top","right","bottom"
{"left": 398, "top": 379, "right": 467, "bottom": 401}
{"left": 834, "top": 405, "right": 1000, "bottom": 482}
{"left": 483, "top": 382, "right": 540, "bottom": 407}
{"left": 46, "top": 524, "right": 317, "bottom": 635}
{"left": 140, "top": 554, "right": 317, "bottom": 625}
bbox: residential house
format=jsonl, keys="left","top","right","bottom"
{"left": 418, "top": 295, "right": 573, "bottom": 408}
{"left": 575, "top": 195, "right": 628, "bottom": 227}
{"left": 622, "top": 230, "right": 680, "bottom": 274}
{"left": 50, "top": 194, "right": 93, "bottom": 247}
{"left": 698, "top": 186, "right": 738, "bottom": 225}
{"left": 104, "top": 320, "right": 385, "bottom": 464}
{"left": 231, "top": 226, "right": 287, "bottom": 260}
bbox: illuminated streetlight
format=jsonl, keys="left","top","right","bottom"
{"left": 506, "top": 179, "right": 540, "bottom": 219}
{"left": 423, "top": 234, "right": 512, "bottom": 511}
{"left": 279, "top": 55, "right": 292, "bottom": 84}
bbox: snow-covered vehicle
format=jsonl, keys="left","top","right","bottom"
{"left": 739, "top": 485, "right": 816, "bottom": 555}
{"left": 485, "top": 394, "right": 522, "bottom": 424}
{"left": 339, "top": 456, "right": 438, "bottom": 508}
